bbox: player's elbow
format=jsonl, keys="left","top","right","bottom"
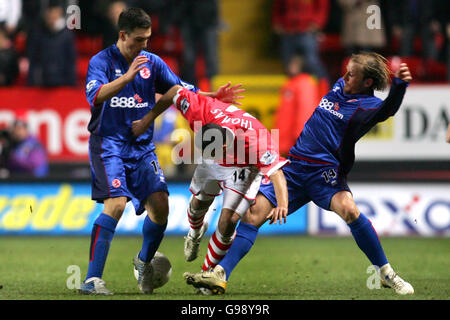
{"left": 170, "top": 84, "right": 183, "bottom": 93}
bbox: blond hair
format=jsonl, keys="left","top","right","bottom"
{"left": 350, "top": 52, "right": 391, "bottom": 91}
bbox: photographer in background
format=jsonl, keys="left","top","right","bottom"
{"left": 1, "top": 119, "right": 48, "bottom": 178}
{"left": 0, "top": 127, "right": 11, "bottom": 178}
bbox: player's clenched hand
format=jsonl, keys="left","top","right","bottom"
{"left": 123, "top": 55, "right": 149, "bottom": 83}
{"left": 132, "top": 119, "right": 149, "bottom": 137}
{"left": 215, "top": 82, "right": 245, "bottom": 106}
{"left": 395, "top": 63, "right": 412, "bottom": 83}
{"left": 267, "top": 206, "right": 288, "bottom": 225}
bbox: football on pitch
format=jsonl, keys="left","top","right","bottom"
{"left": 134, "top": 251, "right": 172, "bottom": 289}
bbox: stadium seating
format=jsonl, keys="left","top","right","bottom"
{"left": 7, "top": 22, "right": 448, "bottom": 88}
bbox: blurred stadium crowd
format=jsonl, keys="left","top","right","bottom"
{"left": 0, "top": 0, "right": 449, "bottom": 180}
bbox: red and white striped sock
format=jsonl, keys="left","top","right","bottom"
{"left": 187, "top": 204, "right": 208, "bottom": 238}
{"left": 202, "top": 229, "right": 235, "bottom": 271}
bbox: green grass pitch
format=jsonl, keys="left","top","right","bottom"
{"left": 0, "top": 235, "right": 448, "bottom": 300}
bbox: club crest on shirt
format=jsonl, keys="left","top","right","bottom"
{"left": 112, "top": 179, "right": 121, "bottom": 188}
{"left": 261, "top": 176, "right": 271, "bottom": 184}
{"left": 140, "top": 66, "right": 151, "bottom": 79}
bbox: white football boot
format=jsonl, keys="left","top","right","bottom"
{"left": 380, "top": 264, "right": 414, "bottom": 295}
{"left": 133, "top": 254, "right": 154, "bottom": 294}
{"left": 79, "top": 277, "right": 114, "bottom": 296}
{"left": 184, "top": 221, "right": 209, "bottom": 262}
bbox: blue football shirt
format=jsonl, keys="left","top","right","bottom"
{"left": 85, "top": 44, "right": 197, "bottom": 151}
{"left": 289, "top": 77, "right": 409, "bottom": 174}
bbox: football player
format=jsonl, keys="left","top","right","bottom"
{"left": 184, "top": 52, "right": 415, "bottom": 296}
{"left": 132, "top": 84, "right": 290, "bottom": 292}
{"left": 80, "top": 7, "right": 243, "bottom": 295}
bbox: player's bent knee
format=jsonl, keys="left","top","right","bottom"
{"left": 338, "top": 203, "right": 360, "bottom": 224}
{"left": 146, "top": 192, "right": 169, "bottom": 224}
{"left": 241, "top": 212, "right": 259, "bottom": 227}
{"left": 103, "top": 197, "right": 127, "bottom": 220}
{"left": 230, "top": 212, "right": 241, "bottom": 224}
{"left": 243, "top": 204, "right": 269, "bottom": 228}
{"left": 331, "top": 192, "right": 360, "bottom": 224}
{"left": 191, "top": 194, "right": 214, "bottom": 210}
{"left": 217, "top": 209, "right": 239, "bottom": 237}
{"left": 147, "top": 207, "right": 169, "bottom": 225}
{"left": 194, "top": 192, "right": 215, "bottom": 203}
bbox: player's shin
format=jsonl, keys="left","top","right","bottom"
{"left": 187, "top": 197, "right": 210, "bottom": 238}
{"left": 202, "top": 228, "right": 235, "bottom": 271}
{"left": 348, "top": 213, "right": 388, "bottom": 268}
{"left": 85, "top": 213, "right": 118, "bottom": 280}
{"left": 219, "top": 222, "right": 258, "bottom": 280}
{"left": 139, "top": 215, "right": 167, "bottom": 262}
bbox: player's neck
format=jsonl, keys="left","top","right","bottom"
{"left": 351, "top": 87, "right": 373, "bottom": 96}
{"left": 116, "top": 41, "right": 135, "bottom": 65}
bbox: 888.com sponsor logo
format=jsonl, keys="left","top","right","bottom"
{"left": 110, "top": 95, "right": 149, "bottom": 108}
{"left": 319, "top": 97, "right": 344, "bottom": 119}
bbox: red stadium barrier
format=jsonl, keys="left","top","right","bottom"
{"left": 0, "top": 87, "right": 90, "bottom": 162}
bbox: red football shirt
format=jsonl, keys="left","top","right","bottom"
{"left": 173, "top": 88, "right": 289, "bottom": 177}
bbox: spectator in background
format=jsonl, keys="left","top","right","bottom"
{"left": 447, "top": 21, "right": 450, "bottom": 82}
{"left": 0, "top": 125, "right": 11, "bottom": 177}
{"left": 27, "top": 1, "right": 76, "bottom": 87}
{"left": 273, "top": 56, "right": 322, "bottom": 156}
{"left": 433, "top": 0, "right": 450, "bottom": 82}
{"left": 0, "top": 26, "right": 19, "bottom": 85}
{"left": 0, "top": 0, "right": 22, "bottom": 35}
{"left": 5, "top": 119, "right": 48, "bottom": 178}
{"left": 170, "top": 0, "right": 220, "bottom": 87}
{"left": 100, "top": 1, "right": 127, "bottom": 48}
{"left": 272, "top": 0, "right": 329, "bottom": 79}
{"left": 338, "top": 0, "right": 386, "bottom": 55}
{"left": 387, "top": 0, "right": 439, "bottom": 61}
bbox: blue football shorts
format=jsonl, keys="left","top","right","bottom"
{"left": 89, "top": 134, "right": 168, "bottom": 215}
{"left": 259, "top": 157, "right": 351, "bottom": 213}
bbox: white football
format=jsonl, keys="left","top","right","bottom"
{"left": 134, "top": 251, "right": 172, "bottom": 289}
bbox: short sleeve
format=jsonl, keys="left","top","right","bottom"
{"left": 256, "top": 132, "right": 290, "bottom": 177}
{"left": 85, "top": 56, "right": 109, "bottom": 106}
{"left": 154, "top": 54, "right": 199, "bottom": 94}
{"left": 172, "top": 88, "right": 207, "bottom": 128}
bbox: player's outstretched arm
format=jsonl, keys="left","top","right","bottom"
{"left": 370, "top": 63, "right": 412, "bottom": 124}
{"left": 132, "top": 84, "right": 182, "bottom": 137}
{"left": 198, "top": 82, "right": 246, "bottom": 106}
{"left": 395, "top": 63, "right": 412, "bottom": 83}
{"left": 266, "top": 169, "right": 288, "bottom": 225}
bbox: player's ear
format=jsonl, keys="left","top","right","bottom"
{"left": 364, "top": 77, "right": 374, "bottom": 89}
{"left": 118, "top": 30, "right": 127, "bottom": 41}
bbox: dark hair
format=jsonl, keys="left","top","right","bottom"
{"left": 118, "top": 7, "right": 152, "bottom": 34}
{"left": 195, "top": 123, "right": 227, "bottom": 153}
{"left": 48, "top": 0, "right": 63, "bottom": 9}
{"left": 350, "top": 51, "right": 391, "bottom": 91}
